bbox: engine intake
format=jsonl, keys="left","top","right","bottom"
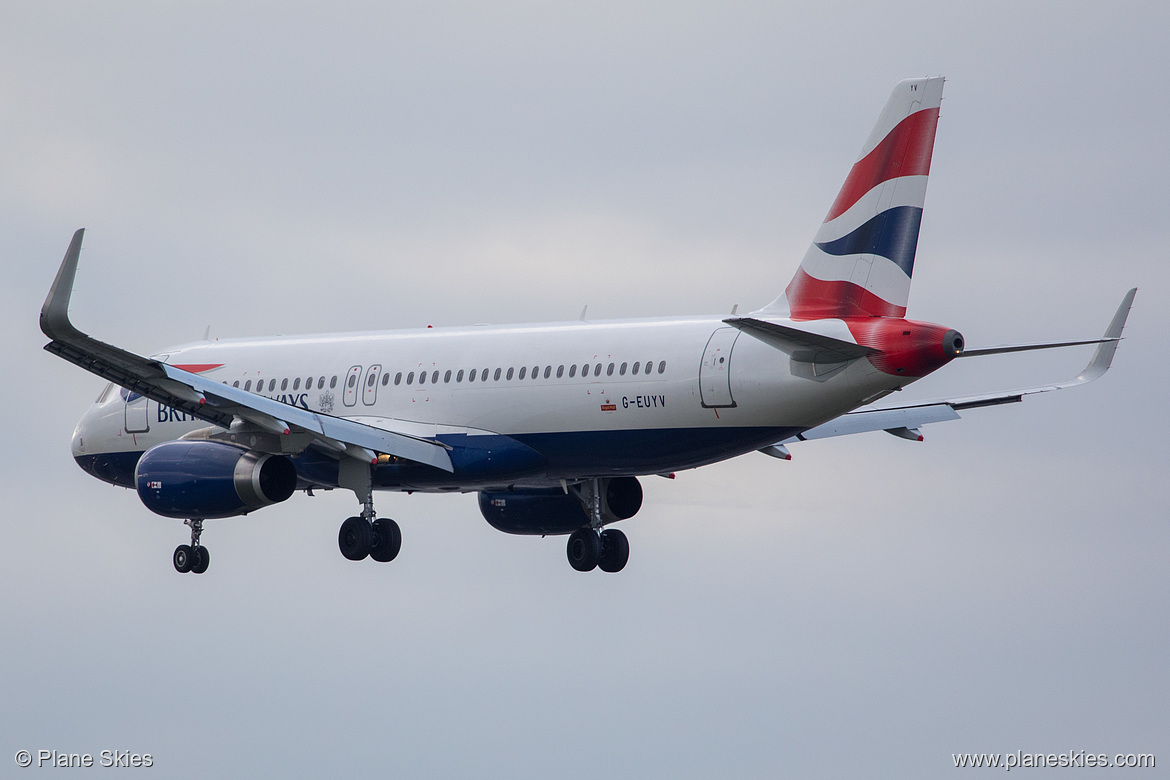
{"left": 135, "top": 441, "right": 298, "bottom": 519}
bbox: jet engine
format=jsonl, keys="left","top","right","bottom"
{"left": 479, "top": 476, "right": 643, "bottom": 535}
{"left": 135, "top": 441, "right": 298, "bottom": 519}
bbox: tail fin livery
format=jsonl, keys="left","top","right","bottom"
{"left": 760, "top": 77, "right": 944, "bottom": 320}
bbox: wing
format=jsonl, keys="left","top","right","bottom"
{"left": 41, "top": 229, "right": 453, "bottom": 472}
{"left": 769, "top": 288, "right": 1136, "bottom": 449}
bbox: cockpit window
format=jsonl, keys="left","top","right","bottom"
{"left": 96, "top": 383, "right": 114, "bottom": 403}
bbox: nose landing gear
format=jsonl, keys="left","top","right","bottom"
{"left": 173, "top": 519, "right": 209, "bottom": 574}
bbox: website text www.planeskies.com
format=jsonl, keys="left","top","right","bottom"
{"left": 953, "top": 750, "right": 1154, "bottom": 770}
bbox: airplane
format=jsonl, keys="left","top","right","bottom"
{"left": 41, "top": 77, "right": 1135, "bottom": 575}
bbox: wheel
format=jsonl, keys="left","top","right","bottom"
{"left": 191, "top": 546, "right": 210, "bottom": 574}
{"left": 370, "top": 518, "right": 402, "bottom": 563}
{"left": 338, "top": 516, "right": 373, "bottom": 561}
{"left": 173, "top": 544, "right": 194, "bottom": 573}
{"left": 566, "top": 528, "right": 601, "bottom": 572}
{"left": 598, "top": 528, "right": 629, "bottom": 573}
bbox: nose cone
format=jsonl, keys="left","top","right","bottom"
{"left": 71, "top": 405, "right": 93, "bottom": 457}
{"left": 71, "top": 396, "right": 141, "bottom": 488}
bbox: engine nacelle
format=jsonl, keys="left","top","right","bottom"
{"left": 135, "top": 441, "right": 298, "bottom": 519}
{"left": 479, "top": 476, "right": 643, "bottom": 535}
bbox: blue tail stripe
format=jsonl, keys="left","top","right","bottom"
{"left": 814, "top": 205, "right": 922, "bottom": 278}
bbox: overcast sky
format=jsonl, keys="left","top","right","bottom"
{"left": 2, "top": 2, "right": 1167, "bottom": 778}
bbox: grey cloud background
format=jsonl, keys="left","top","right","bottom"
{"left": 2, "top": 2, "right": 1167, "bottom": 777}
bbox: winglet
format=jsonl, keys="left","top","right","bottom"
{"left": 1075, "top": 288, "right": 1136, "bottom": 384}
{"left": 40, "top": 228, "right": 86, "bottom": 342}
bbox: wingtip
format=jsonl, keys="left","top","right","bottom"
{"left": 1074, "top": 288, "right": 1137, "bottom": 384}
{"left": 40, "top": 229, "right": 88, "bottom": 342}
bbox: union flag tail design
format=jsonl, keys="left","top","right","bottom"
{"left": 763, "top": 77, "right": 944, "bottom": 320}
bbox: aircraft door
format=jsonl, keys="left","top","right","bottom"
{"left": 123, "top": 389, "right": 150, "bottom": 433}
{"left": 342, "top": 365, "right": 362, "bottom": 407}
{"left": 362, "top": 364, "right": 382, "bottom": 406}
{"left": 699, "top": 327, "right": 740, "bottom": 408}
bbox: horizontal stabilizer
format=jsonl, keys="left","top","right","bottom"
{"left": 724, "top": 317, "right": 878, "bottom": 363}
{"left": 763, "top": 289, "right": 1135, "bottom": 452}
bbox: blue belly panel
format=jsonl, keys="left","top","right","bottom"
{"left": 75, "top": 425, "right": 803, "bottom": 495}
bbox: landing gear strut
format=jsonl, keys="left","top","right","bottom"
{"left": 174, "top": 519, "right": 210, "bottom": 574}
{"left": 565, "top": 478, "right": 630, "bottom": 573}
{"left": 337, "top": 476, "right": 401, "bottom": 564}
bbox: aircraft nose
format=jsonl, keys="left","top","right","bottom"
{"left": 72, "top": 406, "right": 94, "bottom": 457}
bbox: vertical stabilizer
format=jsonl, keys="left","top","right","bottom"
{"left": 759, "top": 77, "right": 944, "bottom": 320}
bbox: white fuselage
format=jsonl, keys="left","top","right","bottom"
{"left": 72, "top": 314, "right": 906, "bottom": 491}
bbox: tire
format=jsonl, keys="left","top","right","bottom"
{"left": 370, "top": 518, "right": 402, "bottom": 563}
{"left": 173, "top": 544, "right": 194, "bottom": 573}
{"left": 191, "top": 546, "right": 210, "bottom": 574}
{"left": 338, "top": 516, "right": 372, "bottom": 561}
{"left": 598, "top": 528, "right": 629, "bottom": 573}
{"left": 566, "top": 528, "right": 601, "bottom": 572}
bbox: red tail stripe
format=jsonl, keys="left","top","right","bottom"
{"left": 785, "top": 269, "right": 906, "bottom": 320}
{"left": 824, "top": 107, "right": 940, "bottom": 223}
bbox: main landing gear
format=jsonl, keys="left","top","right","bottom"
{"left": 338, "top": 516, "right": 401, "bottom": 562}
{"left": 566, "top": 527, "right": 629, "bottom": 573}
{"left": 173, "top": 519, "right": 210, "bottom": 574}
{"left": 565, "top": 478, "right": 630, "bottom": 573}
{"left": 337, "top": 480, "right": 401, "bottom": 564}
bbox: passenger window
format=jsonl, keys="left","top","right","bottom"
{"left": 619, "top": 362, "right": 627, "bottom": 375}
{"left": 432, "top": 371, "right": 439, "bottom": 384}
{"left": 506, "top": 367, "right": 514, "bottom": 380}
{"left": 366, "top": 374, "right": 375, "bottom": 387}
{"left": 293, "top": 378, "right": 300, "bottom": 390}
{"left": 381, "top": 373, "right": 390, "bottom": 386}
{"left": 282, "top": 378, "right": 289, "bottom": 391}
{"left": 407, "top": 372, "right": 415, "bottom": 385}
{"left": 569, "top": 364, "right": 577, "bottom": 378}
{"left": 494, "top": 368, "right": 502, "bottom": 381}
{"left": 232, "top": 380, "right": 240, "bottom": 388}
{"left": 419, "top": 371, "right": 427, "bottom": 385}
{"left": 244, "top": 380, "right": 252, "bottom": 391}
{"left": 632, "top": 361, "right": 640, "bottom": 375}
{"left": 457, "top": 369, "right": 464, "bottom": 382}
{"left": 444, "top": 370, "right": 452, "bottom": 383}
{"left": 606, "top": 363, "right": 614, "bottom": 376}
{"left": 532, "top": 366, "right": 539, "bottom": 379}
{"left": 319, "top": 377, "right": 326, "bottom": 390}
{"left": 269, "top": 379, "right": 276, "bottom": 392}
{"left": 394, "top": 372, "right": 402, "bottom": 385}
{"left": 557, "top": 365, "right": 564, "bottom": 378}
{"left": 305, "top": 377, "right": 312, "bottom": 388}
{"left": 468, "top": 369, "right": 476, "bottom": 383}
{"left": 544, "top": 366, "right": 552, "bottom": 379}
{"left": 518, "top": 367, "right": 526, "bottom": 380}
{"left": 659, "top": 360, "right": 667, "bottom": 374}
{"left": 594, "top": 364, "right": 602, "bottom": 377}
